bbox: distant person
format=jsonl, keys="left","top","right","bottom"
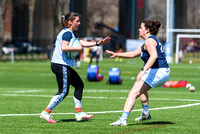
{"left": 106, "top": 19, "right": 170, "bottom": 126}
{"left": 40, "top": 12, "right": 110, "bottom": 123}
{"left": 75, "top": 53, "right": 81, "bottom": 68}
{"left": 186, "top": 40, "right": 195, "bottom": 52}
{"left": 178, "top": 49, "right": 183, "bottom": 63}
{"left": 46, "top": 44, "right": 52, "bottom": 61}
{"left": 23, "top": 42, "right": 28, "bottom": 56}
{"left": 115, "top": 48, "right": 123, "bottom": 62}
{"left": 89, "top": 45, "right": 101, "bottom": 65}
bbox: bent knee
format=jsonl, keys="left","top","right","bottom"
{"left": 128, "top": 91, "right": 140, "bottom": 99}
{"left": 76, "top": 82, "right": 84, "bottom": 89}
{"left": 56, "top": 92, "right": 68, "bottom": 99}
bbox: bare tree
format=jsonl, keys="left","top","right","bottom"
{"left": 148, "top": 0, "right": 200, "bottom": 30}
{"left": 53, "top": 0, "right": 70, "bottom": 37}
{"left": 87, "top": 0, "right": 119, "bottom": 36}
{"left": 0, "top": 0, "right": 9, "bottom": 58}
{"left": 28, "top": 0, "right": 36, "bottom": 41}
{"left": 187, "top": 0, "right": 200, "bottom": 29}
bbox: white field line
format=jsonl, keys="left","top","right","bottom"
{"left": 1, "top": 94, "right": 127, "bottom": 99}
{"left": 2, "top": 89, "right": 200, "bottom": 95}
{"left": 3, "top": 89, "right": 131, "bottom": 93}
{"left": 0, "top": 102, "right": 200, "bottom": 117}
{"left": 2, "top": 94, "right": 53, "bottom": 97}
{"left": 2, "top": 89, "right": 200, "bottom": 96}
{"left": 84, "top": 90, "right": 130, "bottom": 92}
{"left": 5, "top": 90, "right": 44, "bottom": 93}
{"left": 1, "top": 94, "right": 200, "bottom": 102}
{"left": 1, "top": 91, "right": 200, "bottom": 117}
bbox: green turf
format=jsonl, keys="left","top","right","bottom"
{"left": 0, "top": 58, "right": 200, "bottom": 134}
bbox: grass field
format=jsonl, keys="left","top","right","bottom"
{"left": 0, "top": 58, "right": 199, "bottom": 134}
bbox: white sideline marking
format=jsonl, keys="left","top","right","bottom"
{"left": 150, "top": 98, "right": 200, "bottom": 102}
{"left": 0, "top": 103, "right": 200, "bottom": 117}
{"left": 84, "top": 90, "right": 130, "bottom": 92}
{"left": 1, "top": 94, "right": 128, "bottom": 99}
{"left": 1, "top": 91, "right": 200, "bottom": 117}
{"left": 6, "top": 90, "right": 43, "bottom": 93}
{"left": 2, "top": 94, "right": 200, "bottom": 102}
{"left": 3, "top": 89, "right": 131, "bottom": 93}
{"left": 2, "top": 94, "right": 53, "bottom": 97}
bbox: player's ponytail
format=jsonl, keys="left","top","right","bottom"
{"left": 61, "top": 15, "right": 68, "bottom": 28}
{"left": 61, "top": 12, "right": 81, "bottom": 28}
{"left": 142, "top": 19, "right": 161, "bottom": 36}
{"left": 155, "top": 20, "right": 161, "bottom": 29}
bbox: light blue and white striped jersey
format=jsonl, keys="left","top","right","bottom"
{"left": 51, "top": 28, "right": 75, "bottom": 67}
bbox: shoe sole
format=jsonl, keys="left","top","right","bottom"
{"left": 110, "top": 124, "right": 127, "bottom": 126}
{"left": 76, "top": 117, "right": 86, "bottom": 121}
{"left": 135, "top": 117, "right": 151, "bottom": 122}
{"left": 40, "top": 115, "right": 56, "bottom": 123}
{"left": 76, "top": 115, "right": 93, "bottom": 121}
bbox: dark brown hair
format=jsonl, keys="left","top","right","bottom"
{"left": 61, "top": 12, "right": 81, "bottom": 28}
{"left": 142, "top": 20, "right": 161, "bottom": 36}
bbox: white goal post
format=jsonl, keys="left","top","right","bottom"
{"left": 175, "top": 34, "right": 200, "bottom": 64}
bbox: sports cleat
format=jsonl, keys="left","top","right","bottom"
{"left": 86, "top": 114, "right": 93, "bottom": 120}
{"left": 75, "top": 112, "right": 93, "bottom": 121}
{"left": 40, "top": 111, "right": 56, "bottom": 123}
{"left": 110, "top": 117, "right": 127, "bottom": 126}
{"left": 135, "top": 112, "right": 151, "bottom": 122}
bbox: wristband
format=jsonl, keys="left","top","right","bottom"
{"left": 96, "top": 41, "right": 99, "bottom": 46}
{"left": 141, "top": 67, "right": 146, "bottom": 72}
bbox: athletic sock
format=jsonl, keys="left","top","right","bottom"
{"left": 44, "top": 108, "right": 51, "bottom": 114}
{"left": 142, "top": 104, "right": 149, "bottom": 114}
{"left": 122, "top": 111, "right": 130, "bottom": 119}
{"left": 75, "top": 107, "right": 82, "bottom": 113}
{"left": 73, "top": 96, "right": 82, "bottom": 108}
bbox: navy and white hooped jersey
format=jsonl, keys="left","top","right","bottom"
{"left": 51, "top": 28, "right": 75, "bottom": 67}
{"left": 141, "top": 35, "right": 169, "bottom": 68}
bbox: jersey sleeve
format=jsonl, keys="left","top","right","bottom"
{"left": 62, "top": 31, "right": 72, "bottom": 42}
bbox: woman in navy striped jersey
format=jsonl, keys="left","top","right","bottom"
{"left": 107, "top": 19, "right": 170, "bottom": 126}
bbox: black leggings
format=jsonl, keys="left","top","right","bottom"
{"left": 51, "top": 63, "right": 84, "bottom": 100}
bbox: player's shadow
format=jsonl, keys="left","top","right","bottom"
{"left": 129, "top": 121, "right": 175, "bottom": 126}
{"left": 142, "top": 121, "right": 175, "bottom": 125}
{"left": 58, "top": 119, "right": 76, "bottom": 122}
